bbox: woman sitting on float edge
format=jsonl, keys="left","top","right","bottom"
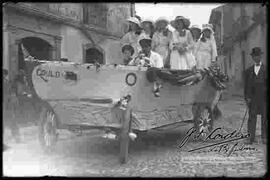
{"left": 129, "top": 38, "right": 163, "bottom": 97}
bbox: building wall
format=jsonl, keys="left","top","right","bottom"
{"left": 3, "top": 3, "right": 134, "bottom": 79}
{"left": 5, "top": 7, "right": 62, "bottom": 80}
{"left": 106, "top": 3, "right": 132, "bottom": 36}
{"left": 209, "top": 3, "right": 267, "bottom": 96}
{"left": 60, "top": 25, "right": 123, "bottom": 64}
{"left": 60, "top": 25, "right": 90, "bottom": 63}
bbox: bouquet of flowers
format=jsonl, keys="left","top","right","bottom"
{"left": 173, "top": 42, "right": 188, "bottom": 55}
{"left": 135, "top": 53, "right": 152, "bottom": 67}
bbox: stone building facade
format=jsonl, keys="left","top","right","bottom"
{"left": 3, "top": 3, "right": 135, "bottom": 80}
{"left": 209, "top": 3, "right": 267, "bottom": 96}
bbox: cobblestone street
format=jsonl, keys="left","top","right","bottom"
{"left": 3, "top": 97, "right": 267, "bottom": 177}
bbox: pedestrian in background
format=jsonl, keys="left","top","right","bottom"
{"left": 244, "top": 47, "right": 267, "bottom": 144}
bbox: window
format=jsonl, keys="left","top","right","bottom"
{"left": 82, "top": 3, "right": 107, "bottom": 29}
{"left": 21, "top": 37, "right": 52, "bottom": 61}
{"left": 85, "top": 48, "right": 104, "bottom": 64}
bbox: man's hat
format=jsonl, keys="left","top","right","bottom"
{"left": 139, "top": 38, "right": 152, "bottom": 47}
{"left": 250, "top": 47, "right": 263, "bottom": 56}
{"left": 122, "top": 44, "right": 135, "bottom": 56}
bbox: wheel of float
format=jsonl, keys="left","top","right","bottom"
{"left": 119, "top": 107, "right": 132, "bottom": 164}
{"left": 38, "top": 107, "right": 58, "bottom": 153}
{"left": 194, "top": 105, "right": 213, "bottom": 139}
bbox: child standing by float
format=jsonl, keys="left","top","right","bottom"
{"left": 121, "top": 17, "right": 142, "bottom": 58}
{"left": 194, "top": 24, "right": 218, "bottom": 70}
{"left": 169, "top": 16, "right": 196, "bottom": 70}
{"left": 152, "top": 17, "right": 172, "bottom": 67}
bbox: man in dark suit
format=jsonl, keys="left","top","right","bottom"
{"left": 244, "top": 47, "right": 267, "bottom": 144}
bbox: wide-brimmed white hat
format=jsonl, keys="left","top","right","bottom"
{"left": 202, "top": 24, "right": 214, "bottom": 33}
{"left": 170, "top": 16, "right": 190, "bottom": 29}
{"left": 141, "top": 18, "right": 155, "bottom": 28}
{"left": 126, "top": 17, "right": 141, "bottom": 27}
{"left": 155, "top": 17, "right": 169, "bottom": 25}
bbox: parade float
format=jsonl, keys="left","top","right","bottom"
{"left": 24, "top": 58, "right": 228, "bottom": 163}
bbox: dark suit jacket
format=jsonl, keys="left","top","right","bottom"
{"left": 244, "top": 63, "right": 267, "bottom": 107}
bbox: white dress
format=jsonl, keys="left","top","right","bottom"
{"left": 121, "top": 31, "right": 140, "bottom": 58}
{"left": 152, "top": 31, "right": 172, "bottom": 64}
{"left": 194, "top": 38, "right": 217, "bottom": 70}
{"left": 169, "top": 29, "right": 196, "bottom": 70}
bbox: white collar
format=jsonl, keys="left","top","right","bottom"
{"left": 254, "top": 61, "right": 262, "bottom": 66}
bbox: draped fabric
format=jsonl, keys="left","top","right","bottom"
{"left": 146, "top": 64, "right": 228, "bottom": 89}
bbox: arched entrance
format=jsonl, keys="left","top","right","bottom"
{"left": 85, "top": 48, "right": 104, "bottom": 64}
{"left": 18, "top": 37, "right": 53, "bottom": 72}
{"left": 21, "top": 37, "right": 52, "bottom": 60}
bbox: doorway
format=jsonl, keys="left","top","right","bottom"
{"left": 21, "top": 37, "right": 52, "bottom": 60}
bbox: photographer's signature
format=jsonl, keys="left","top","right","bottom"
{"left": 177, "top": 127, "right": 257, "bottom": 156}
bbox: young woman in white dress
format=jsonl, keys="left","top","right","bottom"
{"left": 194, "top": 24, "right": 218, "bottom": 70}
{"left": 139, "top": 19, "right": 155, "bottom": 40}
{"left": 152, "top": 17, "right": 172, "bottom": 67}
{"left": 169, "top": 16, "right": 196, "bottom": 70}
